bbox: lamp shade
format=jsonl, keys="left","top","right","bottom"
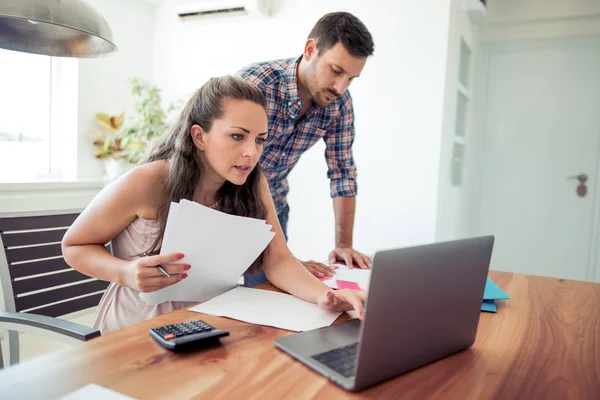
{"left": 0, "top": 0, "right": 117, "bottom": 58}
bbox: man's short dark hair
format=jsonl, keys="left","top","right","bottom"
{"left": 308, "top": 12, "right": 374, "bottom": 58}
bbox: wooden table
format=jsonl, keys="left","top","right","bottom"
{"left": 0, "top": 271, "right": 598, "bottom": 399}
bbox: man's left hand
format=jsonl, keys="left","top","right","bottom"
{"left": 329, "top": 247, "right": 372, "bottom": 269}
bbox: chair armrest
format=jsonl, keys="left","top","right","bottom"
{"left": 0, "top": 311, "right": 100, "bottom": 342}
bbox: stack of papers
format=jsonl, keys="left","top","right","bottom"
{"left": 190, "top": 286, "right": 342, "bottom": 331}
{"left": 320, "top": 265, "right": 510, "bottom": 313}
{"left": 139, "top": 200, "right": 275, "bottom": 305}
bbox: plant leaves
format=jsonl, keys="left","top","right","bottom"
{"left": 91, "top": 78, "right": 181, "bottom": 161}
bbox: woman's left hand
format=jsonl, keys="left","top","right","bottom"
{"left": 317, "top": 289, "right": 367, "bottom": 320}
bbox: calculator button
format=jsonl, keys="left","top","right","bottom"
{"left": 164, "top": 333, "right": 175, "bottom": 340}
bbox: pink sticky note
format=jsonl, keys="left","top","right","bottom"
{"left": 335, "top": 280, "right": 362, "bottom": 291}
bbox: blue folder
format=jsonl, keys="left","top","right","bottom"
{"left": 481, "top": 300, "right": 497, "bottom": 312}
{"left": 481, "top": 278, "right": 509, "bottom": 313}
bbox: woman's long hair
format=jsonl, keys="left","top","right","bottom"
{"left": 142, "top": 76, "right": 268, "bottom": 273}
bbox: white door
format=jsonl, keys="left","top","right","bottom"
{"left": 476, "top": 37, "right": 600, "bottom": 282}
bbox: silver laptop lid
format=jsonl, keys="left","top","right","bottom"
{"left": 353, "top": 236, "right": 494, "bottom": 390}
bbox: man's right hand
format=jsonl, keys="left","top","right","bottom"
{"left": 121, "top": 252, "right": 190, "bottom": 292}
{"left": 301, "top": 260, "right": 335, "bottom": 278}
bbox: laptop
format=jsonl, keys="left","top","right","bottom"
{"left": 274, "top": 236, "right": 494, "bottom": 392}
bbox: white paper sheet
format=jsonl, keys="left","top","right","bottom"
{"left": 139, "top": 201, "right": 275, "bottom": 305}
{"left": 189, "top": 287, "right": 342, "bottom": 332}
{"left": 181, "top": 199, "right": 271, "bottom": 230}
{"left": 60, "top": 384, "right": 134, "bottom": 400}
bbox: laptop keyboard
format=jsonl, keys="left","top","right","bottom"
{"left": 311, "top": 342, "right": 359, "bottom": 378}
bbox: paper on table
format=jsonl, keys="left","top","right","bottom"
{"left": 320, "top": 263, "right": 371, "bottom": 290}
{"left": 140, "top": 201, "right": 275, "bottom": 305}
{"left": 190, "top": 286, "right": 342, "bottom": 332}
{"left": 60, "top": 384, "right": 134, "bottom": 400}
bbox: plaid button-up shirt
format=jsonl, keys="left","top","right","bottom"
{"left": 236, "top": 56, "right": 358, "bottom": 215}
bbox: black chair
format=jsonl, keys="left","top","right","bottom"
{"left": 0, "top": 210, "right": 109, "bottom": 368}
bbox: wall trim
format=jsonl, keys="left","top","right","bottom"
{"left": 0, "top": 180, "right": 106, "bottom": 193}
{"left": 0, "top": 180, "right": 106, "bottom": 213}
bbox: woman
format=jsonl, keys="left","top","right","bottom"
{"left": 62, "top": 76, "right": 366, "bottom": 334}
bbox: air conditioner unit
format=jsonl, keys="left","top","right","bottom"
{"left": 176, "top": 0, "right": 277, "bottom": 21}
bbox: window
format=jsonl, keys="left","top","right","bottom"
{"left": 0, "top": 49, "right": 51, "bottom": 181}
{"left": 0, "top": 49, "right": 77, "bottom": 183}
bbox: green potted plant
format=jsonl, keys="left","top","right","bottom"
{"left": 93, "top": 78, "right": 175, "bottom": 180}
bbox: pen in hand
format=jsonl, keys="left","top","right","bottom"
{"left": 156, "top": 265, "right": 171, "bottom": 278}
{"left": 142, "top": 252, "right": 171, "bottom": 277}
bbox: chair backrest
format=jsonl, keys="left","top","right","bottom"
{"left": 0, "top": 210, "right": 110, "bottom": 318}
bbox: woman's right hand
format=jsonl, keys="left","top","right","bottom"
{"left": 120, "top": 252, "right": 190, "bottom": 292}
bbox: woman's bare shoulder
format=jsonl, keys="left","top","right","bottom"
{"left": 114, "top": 160, "right": 168, "bottom": 219}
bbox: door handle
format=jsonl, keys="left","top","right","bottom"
{"left": 567, "top": 173, "right": 588, "bottom": 197}
{"left": 566, "top": 173, "right": 588, "bottom": 183}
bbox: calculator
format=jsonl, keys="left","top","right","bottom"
{"left": 149, "top": 319, "right": 229, "bottom": 350}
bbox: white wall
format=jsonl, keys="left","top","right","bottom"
{"left": 480, "top": 0, "right": 600, "bottom": 42}
{"left": 152, "top": 0, "right": 452, "bottom": 260}
{"left": 77, "top": 0, "right": 156, "bottom": 180}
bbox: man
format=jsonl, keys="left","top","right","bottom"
{"left": 237, "top": 12, "right": 374, "bottom": 286}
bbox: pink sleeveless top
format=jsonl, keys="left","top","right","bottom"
{"left": 92, "top": 217, "right": 196, "bottom": 335}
